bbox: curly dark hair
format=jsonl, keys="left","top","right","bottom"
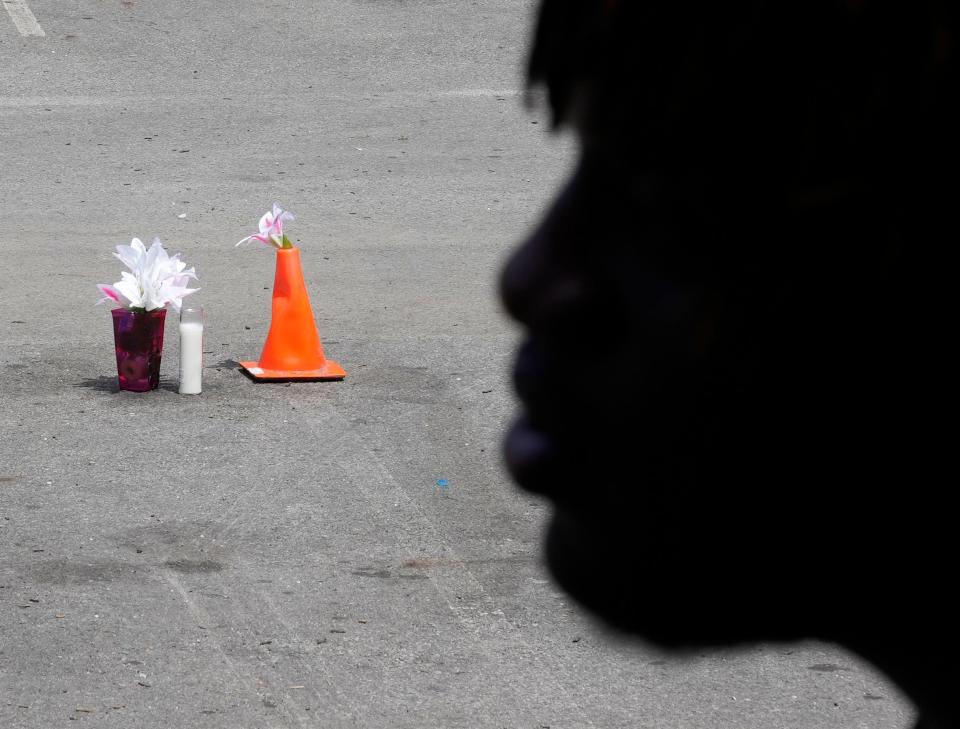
{"left": 528, "top": 1, "right": 957, "bottom": 245}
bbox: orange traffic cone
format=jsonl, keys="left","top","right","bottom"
{"left": 240, "top": 247, "right": 345, "bottom": 381}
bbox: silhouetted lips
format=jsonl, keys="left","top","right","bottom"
{"left": 504, "top": 415, "right": 560, "bottom": 494}
{"left": 506, "top": 335, "right": 584, "bottom": 498}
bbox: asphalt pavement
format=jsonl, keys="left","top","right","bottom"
{"left": 1, "top": 1, "right": 913, "bottom": 727}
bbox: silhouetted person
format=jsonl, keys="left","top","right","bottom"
{"left": 501, "top": 2, "right": 957, "bottom": 727}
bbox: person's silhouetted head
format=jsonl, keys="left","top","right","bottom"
{"left": 502, "top": 2, "right": 957, "bottom": 726}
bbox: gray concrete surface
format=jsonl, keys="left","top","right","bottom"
{"left": 1, "top": 1, "right": 913, "bottom": 727}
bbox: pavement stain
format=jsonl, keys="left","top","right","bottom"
{"left": 163, "top": 559, "right": 224, "bottom": 574}
{"left": 400, "top": 558, "right": 436, "bottom": 568}
{"left": 352, "top": 566, "right": 391, "bottom": 579}
{"left": 399, "top": 556, "right": 533, "bottom": 570}
{"left": 353, "top": 560, "right": 476, "bottom": 580}
{"left": 20, "top": 559, "right": 146, "bottom": 585}
{"left": 112, "top": 520, "right": 231, "bottom": 560}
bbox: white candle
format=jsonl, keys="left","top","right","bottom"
{"left": 178, "top": 308, "right": 203, "bottom": 395}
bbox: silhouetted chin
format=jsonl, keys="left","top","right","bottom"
{"left": 543, "top": 508, "right": 825, "bottom": 649}
{"left": 544, "top": 508, "right": 690, "bottom": 646}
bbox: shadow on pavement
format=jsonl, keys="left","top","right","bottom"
{"left": 74, "top": 376, "right": 179, "bottom": 394}
{"left": 74, "top": 376, "right": 120, "bottom": 393}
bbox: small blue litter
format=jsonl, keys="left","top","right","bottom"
{"left": 436, "top": 479, "right": 450, "bottom": 496}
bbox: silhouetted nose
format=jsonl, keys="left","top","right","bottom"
{"left": 499, "top": 175, "right": 591, "bottom": 333}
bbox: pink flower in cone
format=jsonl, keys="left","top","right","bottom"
{"left": 235, "top": 203, "right": 295, "bottom": 249}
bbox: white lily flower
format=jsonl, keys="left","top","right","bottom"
{"left": 97, "top": 237, "right": 199, "bottom": 311}
{"left": 235, "top": 203, "right": 295, "bottom": 249}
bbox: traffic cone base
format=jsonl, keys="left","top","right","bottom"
{"left": 240, "top": 359, "right": 345, "bottom": 382}
{"left": 241, "top": 247, "right": 345, "bottom": 383}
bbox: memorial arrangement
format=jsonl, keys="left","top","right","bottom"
{"left": 95, "top": 204, "right": 344, "bottom": 392}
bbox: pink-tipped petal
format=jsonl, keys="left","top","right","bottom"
{"left": 258, "top": 210, "right": 275, "bottom": 234}
{"left": 99, "top": 285, "right": 118, "bottom": 301}
{"left": 96, "top": 284, "right": 131, "bottom": 308}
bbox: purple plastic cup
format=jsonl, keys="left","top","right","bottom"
{"left": 111, "top": 308, "right": 166, "bottom": 392}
